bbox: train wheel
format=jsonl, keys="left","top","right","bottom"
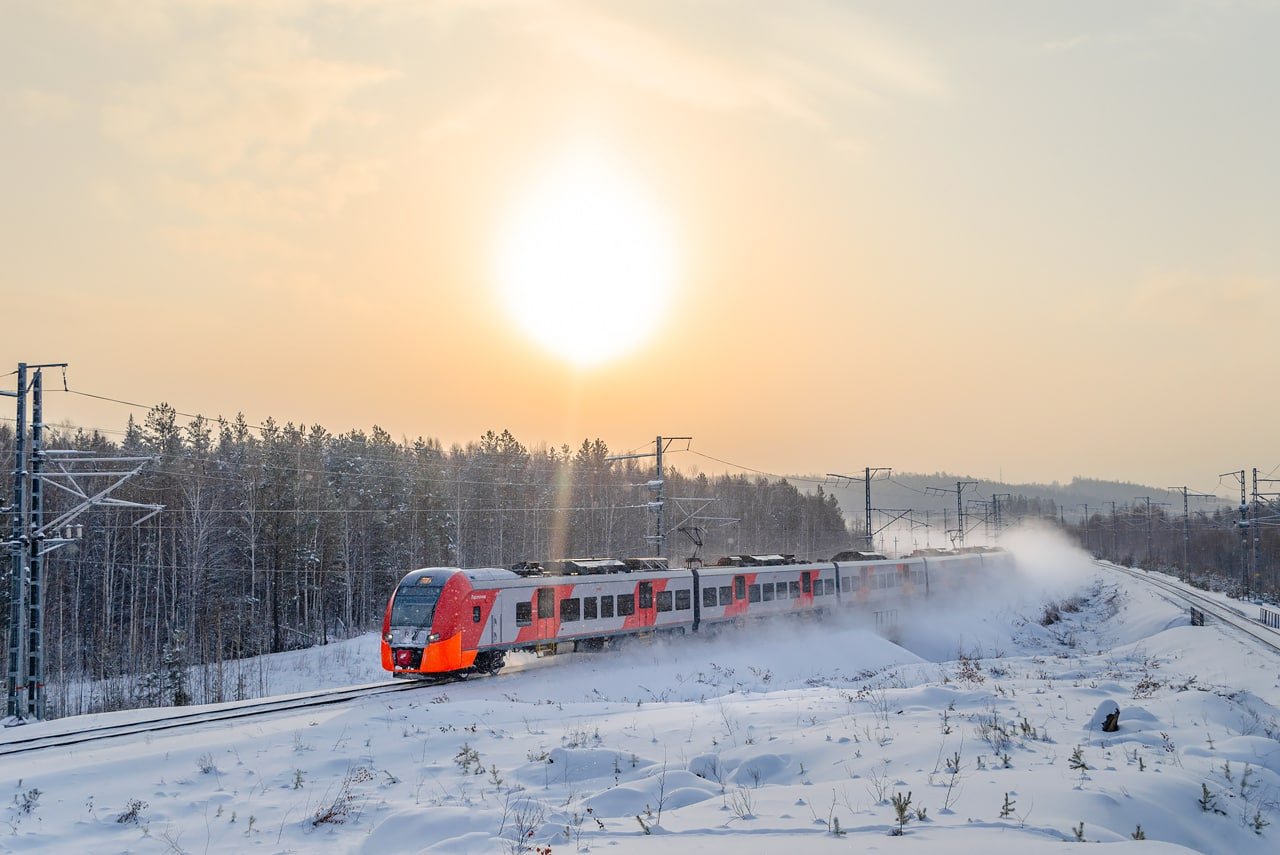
{"left": 472, "top": 651, "right": 506, "bottom": 675}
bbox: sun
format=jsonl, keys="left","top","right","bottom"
{"left": 494, "top": 147, "right": 677, "bottom": 367}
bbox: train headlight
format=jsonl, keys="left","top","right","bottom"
{"left": 382, "top": 632, "right": 393, "bottom": 644}
{"left": 427, "top": 633, "right": 441, "bottom": 643}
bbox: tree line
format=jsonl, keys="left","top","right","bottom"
{"left": 1, "top": 409, "right": 850, "bottom": 715}
{"left": 1063, "top": 504, "right": 1279, "bottom": 600}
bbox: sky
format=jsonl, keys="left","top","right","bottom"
{"left": 3, "top": 0, "right": 1278, "bottom": 491}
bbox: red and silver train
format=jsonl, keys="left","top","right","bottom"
{"left": 380, "top": 548, "right": 1014, "bottom": 676}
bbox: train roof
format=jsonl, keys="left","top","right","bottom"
{"left": 398, "top": 567, "right": 520, "bottom": 586}
{"left": 714, "top": 554, "right": 801, "bottom": 567}
{"left": 510, "top": 557, "right": 672, "bottom": 576}
{"left": 830, "top": 550, "right": 889, "bottom": 562}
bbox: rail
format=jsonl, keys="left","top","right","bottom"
{"left": 0, "top": 678, "right": 447, "bottom": 759}
{"left": 1094, "top": 561, "right": 1280, "bottom": 655}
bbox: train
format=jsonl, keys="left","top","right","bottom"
{"left": 380, "top": 547, "right": 1015, "bottom": 677}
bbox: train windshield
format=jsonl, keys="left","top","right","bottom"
{"left": 390, "top": 584, "right": 442, "bottom": 628}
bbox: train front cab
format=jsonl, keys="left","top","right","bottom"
{"left": 382, "top": 568, "right": 480, "bottom": 676}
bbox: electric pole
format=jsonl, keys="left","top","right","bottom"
{"left": 992, "top": 493, "right": 1010, "bottom": 542}
{"left": 1133, "top": 496, "right": 1169, "bottom": 570}
{"left": 1221, "top": 470, "right": 1249, "bottom": 596}
{"left": 1076, "top": 504, "right": 1090, "bottom": 554}
{"left": 1169, "top": 486, "right": 1214, "bottom": 583}
{"left": 927, "top": 481, "right": 978, "bottom": 547}
{"left": 827, "top": 467, "right": 890, "bottom": 550}
{"left": 605, "top": 435, "right": 692, "bottom": 558}
{"left": 5, "top": 362, "right": 160, "bottom": 720}
{"left": 1252, "top": 468, "right": 1259, "bottom": 599}
{"left": 1105, "top": 501, "right": 1117, "bottom": 560}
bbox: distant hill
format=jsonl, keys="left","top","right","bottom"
{"left": 808, "top": 472, "right": 1231, "bottom": 527}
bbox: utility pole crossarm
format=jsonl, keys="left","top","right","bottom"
{"left": 606, "top": 436, "right": 692, "bottom": 557}
{"left": 828, "top": 467, "right": 890, "bottom": 550}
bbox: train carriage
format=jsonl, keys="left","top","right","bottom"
{"left": 693, "top": 559, "right": 835, "bottom": 628}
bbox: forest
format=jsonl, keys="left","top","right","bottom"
{"left": 1, "top": 409, "right": 848, "bottom": 716}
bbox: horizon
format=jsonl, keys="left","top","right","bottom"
{"left": 2, "top": 382, "right": 1241, "bottom": 506}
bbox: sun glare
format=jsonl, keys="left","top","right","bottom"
{"left": 495, "top": 147, "right": 676, "bottom": 367}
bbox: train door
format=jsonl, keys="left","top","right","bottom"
{"left": 489, "top": 597, "right": 502, "bottom": 645}
{"left": 535, "top": 587, "right": 557, "bottom": 639}
{"left": 637, "top": 580, "right": 655, "bottom": 628}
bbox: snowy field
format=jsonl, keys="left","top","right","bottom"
{"left": 4, "top": 529, "right": 1280, "bottom": 854}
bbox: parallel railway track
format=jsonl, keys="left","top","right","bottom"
{"left": 0, "top": 677, "right": 452, "bottom": 759}
{"left": 1095, "top": 560, "right": 1280, "bottom": 655}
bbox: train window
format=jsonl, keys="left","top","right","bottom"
{"left": 617, "top": 594, "right": 635, "bottom": 616}
{"left": 762, "top": 583, "right": 775, "bottom": 602}
{"left": 639, "top": 581, "right": 654, "bottom": 610}
{"left": 516, "top": 601, "right": 532, "bottom": 627}
{"left": 734, "top": 576, "right": 746, "bottom": 601}
{"left": 841, "top": 577, "right": 851, "bottom": 593}
{"left": 703, "top": 588, "right": 718, "bottom": 607}
{"left": 675, "top": 589, "right": 691, "bottom": 610}
{"left": 718, "top": 585, "right": 732, "bottom": 604}
{"left": 911, "top": 570, "right": 925, "bottom": 586}
{"left": 656, "top": 591, "right": 672, "bottom": 612}
{"left": 472, "top": 606, "right": 482, "bottom": 623}
{"left": 390, "top": 584, "right": 441, "bottom": 627}
{"left": 601, "top": 596, "right": 615, "bottom": 618}
{"left": 802, "top": 574, "right": 812, "bottom": 594}
{"left": 583, "top": 597, "right": 598, "bottom": 620}
{"left": 561, "top": 598, "right": 581, "bottom": 622}
{"left": 537, "top": 588, "right": 555, "bottom": 619}
{"left": 748, "top": 584, "right": 761, "bottom": 603}
{"left": 825, "top": 579, "right": 835, "bottom": 595}
{"left": 789, "top": 581, "right": 801, "bottom": 598}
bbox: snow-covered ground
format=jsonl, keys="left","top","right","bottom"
{"left": 4, "top": 528, "right": 1280, "bottom": 853}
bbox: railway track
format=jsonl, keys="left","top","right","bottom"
{"left": 0, "top": 649, "right": 575, "bottom": 758}
{"left": 0, "top": 677, "right": 452, "bottom": 759}
{"left": 1095, "top": 560, "right": 1280, "bottom": 655}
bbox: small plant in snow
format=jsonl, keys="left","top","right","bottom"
{"left": 727, "top": 788, "right": 755, "bottom": 820}
{"left": 1198, "top": 783, "right": 1226, "bottom": 815}
{"left": 1000, "top": 792, "right": 1016, "bottom": 819}
{"left": 312, "top": 766, "right": 374, "bottom": 826}
{"left": 1131, "top": 825, "right": 1146, "bottom": 840}
{"left": 117, "top": 799, "right": 148, "bottom": 825}
{"left": 1068, "top": 746, "right": 1089, "bottom": 771}
{"left": 197, "top": 753, "right": 216, "bottom": 774}
{"left": 889, "top": 790, "right": 913, "bottom": 835}
{"left": 16, "top": 788, "right": 42, "bottom": 816}
{"left": 455, "top": 742, "right": 482, "bottom": 774}
{"left": 1072, "top": 821, "right": 1085, "bottom": 842}
{"left": 974, "top": 708, "right": 1012, "bottom": 753}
